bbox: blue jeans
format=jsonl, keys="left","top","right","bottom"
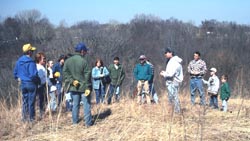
{"left": 222, "top": 100, "right": 228, "bottom": 112}
{"left": 166, "top": 82, "right": 180, "bottom": 113}
{"left": 37, "top": 85, "right": 45, "bottom": 117}
{"left": 190, "top": 78, "right": 206, "bottom": 105}
{"left": 56, "top": 82, "right": 62, "bottom": 106}
{"left": 21, "top": 81, "right": 37, "bottom": 122}
{"left": 94, "top": 85, "right": 105, "bottom": 104}
{"left": 108, "top": 84, "right": 120, "bottom": 104}
{"left": 71, "top": 92, "right": 92, "bottom": 126}
{"left": 209, "top": 94, "right": 218, "bottom": 109}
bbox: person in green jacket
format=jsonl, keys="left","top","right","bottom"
{"left": 63, "top": 42, "right": 92, "bottom": 126}
{"left": 133, "top": 55, "right": 152, "bottom": 104}
{"left": 107, "top": 57, "right": 125, "bottom": 104}
{"left": 220, "top": 74, "right": 231, "bottom": 112}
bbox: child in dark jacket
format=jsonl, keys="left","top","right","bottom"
{"left": 220, "top": 75, "right": 231, "bottom": 112}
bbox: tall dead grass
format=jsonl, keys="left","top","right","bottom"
{"left": 0, "top": 90, "right": 250, "bottom": 141}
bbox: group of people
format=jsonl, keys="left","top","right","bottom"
{"left": 13, "top": 42, "right": 126, "bottom": 126}
{"left": 13, "top": 42, "right": 231, "bottom": 127}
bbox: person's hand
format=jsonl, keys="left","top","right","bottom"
{"left": 84, "top": 89, "right": 91, "bottom": 96}
{"left": 100, "top": 74, "right": 105, "bottom": 77}
{"left": 73, "top": 80, "right": 79, "bottom": 87}
{"left": 17, "top": 78, "right": 21, "bottom": 82}
{"left": 54, "top": 72, "right": 60, "bottom": 78}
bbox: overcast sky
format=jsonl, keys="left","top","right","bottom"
{"left": 1, "top": 0, "right": 250, "bottom": 26}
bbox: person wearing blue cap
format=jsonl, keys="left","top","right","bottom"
{"left": 63, "top": 42, "right": 92, "bottom": 126}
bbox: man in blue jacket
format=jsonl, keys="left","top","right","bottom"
{"left": 13, "top": 43, "right": 40, "bottom": 122}
{"left": 133, "top": 55, "right": 152, "bottom": 104}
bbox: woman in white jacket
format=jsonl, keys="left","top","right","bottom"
{"left": 160, "top": 48, "right": 183, "bottom": 113}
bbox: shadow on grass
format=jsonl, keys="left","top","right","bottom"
{"left": 92, "top": 108, "right": 112, "bottom": 122}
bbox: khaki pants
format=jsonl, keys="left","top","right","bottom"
{"left": 137, "top": 80, "right": 151, "bottom": 104}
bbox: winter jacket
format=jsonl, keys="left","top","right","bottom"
{"left": 92, "top": 66, "right": 109, "bottom": 89}
{"left": 63, "top": 53, "right": 91, "bottom": 93}
{"left": 52, "top": 62, "right": 63, "bottom": 83}
{"left": 161, "top": 56, "right": 183, "bottom": 83}
{"left": 13, "top": 55, "right": 40, "bottom": 84}
{"left": 220, "top": 82, "right": 230, "bottom": 100}
{"left": 108, "top": 63, "right": 125, "bottom": 86}
{"left": 203, "top": 75, "right": 220, "bottom": 95}
{"left": 133, "top": 63, "right": 152, "bottom": 81}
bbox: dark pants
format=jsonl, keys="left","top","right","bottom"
{"left": 37, "top": 85, "right": 45, "bottom": 117}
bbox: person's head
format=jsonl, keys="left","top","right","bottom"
{"left": 58, "top": 54, "right": 66, "bottom": 65}
{"left": 22, "top": 43, "right": 36, "bottom": 56}
{"left": 193, "top": 51, "right": 201, "bottom": 61}
{"left": 221, "top": 74, "right": 228, "bottom": 83}
{"left": 95, "top": 58, "right": 104, "bottom": 67}
{"left": 210, "top": 68, "right": 217, "bottom": 76}
{"left": 75, "top": 42, "right": 88, "bottom": 55}
{"left": 164, "top": 47, "right": 174, "bottom": 59}
{"left": 35, "top": 52, "right": 46, "bottom": 65}
{"left": 113, "top": 57, "right": 120, "bottom": 65}
{"left": 139, "top": 55, "right": 147, "bottom": 64}
{"left": 47, "top": 60, "right": 54, "bottom": 68}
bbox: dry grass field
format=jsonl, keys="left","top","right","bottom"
{"left": 0, "top": 92, "right": 250, "bottom": 141}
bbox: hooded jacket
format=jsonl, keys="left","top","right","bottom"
{"left": 203, "top": 75, "right": 220, "bottom": 94}
{"left": 13, "top": 55, "right": 40, "bottom": 84}
{"left": 162, "top": 55, "right": 183, "bottom": 83}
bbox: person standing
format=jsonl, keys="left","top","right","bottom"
{"left": 187, "top": 51, "right": 207, "bottom": 106}
{"left": 107, "top": 57, "right": 125, "bottom": 104}
{"left": 160, "top": 48, "right": 183, "bottom": 113}
{"left": 13, "top": 43, "right": 40, "bottom": 122}
{"left": 53, "top": 54, "right": 66, "bottom": 106}
{"left": 92, "top": 59, "right": 109, "bottom": 104}
{"left": 220, "top": 75, "right": 231, "bottom": 112}
{"left": 133, "top": 55, "right": 152, "bottom": 104}
{"left": 203, "top": 68, "right": 220, "bottom": 109}
{"left": 63, "top": 42, "right": 92, "bottom": 126}
{"left": 35, "top": 52, "right": 47, "bottom": 118}
{"left": 46, "top": 60, "right": 57, "bottom": 112}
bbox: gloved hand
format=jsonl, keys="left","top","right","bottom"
{"left": 72, "top": 80, "right": 79, "bottom": 87}
{"left": 54, "top": 72, "right": 60, "bottom": 78}
{"left": 84, "top": 89, "right": 91, "bottom": 96}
